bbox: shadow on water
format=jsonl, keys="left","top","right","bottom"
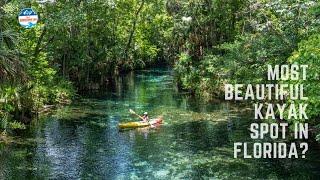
{"left": 0, "top": 68, "right": 320, "bottom": 179}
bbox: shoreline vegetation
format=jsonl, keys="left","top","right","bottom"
{"left": 0, "top": 0, "right": 320, "bottom": 144}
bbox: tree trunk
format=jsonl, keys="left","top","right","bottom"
{"left": 124, "top": 0, "right": 145, "bottom": 60}
{"left": 34, "top": 27, "right": 47, "bottom": 58}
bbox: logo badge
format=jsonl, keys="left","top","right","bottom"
{"left": 18, "top": 8, "right": 39, "bottom": 28}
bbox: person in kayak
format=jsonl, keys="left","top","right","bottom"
{"left": 142, "top": 112, "right": 149, "bottom": 122}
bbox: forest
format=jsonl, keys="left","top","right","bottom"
{"left": 0, "top": 0, "right": 319, "bottom": 143}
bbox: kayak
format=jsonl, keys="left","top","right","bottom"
{"left": 118, "top": 116, "right": 163, "bottom": 129}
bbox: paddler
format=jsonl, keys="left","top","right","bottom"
{"left": 142, "top": 112, "right": 149, "bottom": 122}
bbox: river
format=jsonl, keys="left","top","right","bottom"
{"left": 0, "top": 68, "right": 319, "bottom": 179}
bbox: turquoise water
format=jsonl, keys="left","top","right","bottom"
{"left": 0, "top": 69, "right": 320, "bottom": 179}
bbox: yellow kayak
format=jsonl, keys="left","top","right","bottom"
{"left": 118, "top": 116, "right": 163, "bottom": 129}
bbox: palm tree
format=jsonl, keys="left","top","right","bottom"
{"left": 0, "top": 0, "right": 26, "bottom": 83}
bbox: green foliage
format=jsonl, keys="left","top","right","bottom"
{"left": 8, "top": 121, "right": 26, "bottom": 130}
{"left": 173, "top": 0, "right": 319, "bottom": 98}
{"left": 0, "top": 1, "right": 76, "bottom": 133}
{"left": 174, "top": 53, "right": 198, "bottom": 90}
{"left": 0, "top": 0, "right": 173, "bottom": 133}
{"left": 287, "top": 34, "right": 320, "bottom": 123}
{"left": 172, "top": 0, "right": 320, "bottom": 141}
{"left": 0, "top": 111, "right": 8, "bottom": 131}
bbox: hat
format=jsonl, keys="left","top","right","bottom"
{"left": 144, "top": 112, "right": 148, "bottom": 115}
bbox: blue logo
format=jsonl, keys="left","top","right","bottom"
{"left": 18, "top": 8, "right": 39, "bottom": 28}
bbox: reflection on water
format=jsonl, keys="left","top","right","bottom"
{"left": 0, "top": 68, "right": 320, "bottom": 179}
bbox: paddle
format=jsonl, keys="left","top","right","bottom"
{"left": 129, "top": 109, "right": 144, "bottom": 121}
